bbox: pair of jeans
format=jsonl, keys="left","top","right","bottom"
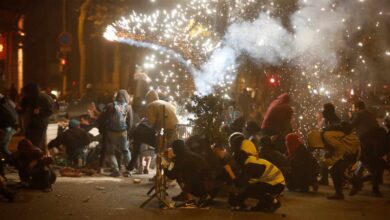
{"left": 105, "top": 131, "right": 131, "bottom": 173}
{"left": 0, "top": 127, "right": 15, "bottom": 157}
{"left": 330, "top": 155, "right": 356, "bottom": 194}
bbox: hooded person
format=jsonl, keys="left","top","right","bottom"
{"left": 285, "top": 133, "right": 319, "bottom": 192}
{"left": 127, "top": 90, "right": 179, "bottom": 171}
{"left": 308, "top": 122, "right": 360, "bottom": 200}
{"left": 261, "top": 93, "right": 293, "bottom": 137}
{"left": 48, "top": 119, "right": 92, "bottom": 166}
{"left": 98, "top": 89, "right": 134, "bottom": 177}
{"left": 318, "top": 103, "right": 341, "bottom": 186}
{"left": 322, "top": 103, "right": 341, "bottom": 129}
{"left": 19, "top": 83, "right": 54, "bottom": 149}
{"left": 164, "top": 140, "right": 212, "bottom": 208}
{"left": 144, "top": 90, "right": 178, "bottom": 135}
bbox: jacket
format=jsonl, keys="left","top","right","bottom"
{"left": 241, "top": 156, "right": 286, "bottom": 186}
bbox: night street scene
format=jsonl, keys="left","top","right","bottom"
{"left": 0, "top": 0, "right": 390, "bottom": 219}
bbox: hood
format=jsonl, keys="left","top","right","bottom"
{"left": 285, "top": 133, "right": 302, "bottom": 156}
{"left": 145, "top": 90, "right": 159, "bottom": 103}
{"left": 22, "top": 83, "right": 40, "bottom": 98}
{"left": 172, "top": 139, "right": 189, "bottom": 157}
{"left": 115, "top": 89, "right": 130, "bottom": 104}
{"left": 322, "top": 103, "right": 336, "bottom": 118}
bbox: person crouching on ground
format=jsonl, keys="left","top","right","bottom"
{"left": 229, "top": 139, "right": 285, "bottom": 212}
{"left": 285, "top": 133, "right": 319, "bottom": 192}
{"left": 48, "top": 119, "right": 92, "bottom": 167}
{"left": 308, "top": 122, "right": 360, "bottom": 200}
{"left": 11, "top": 139, "right": 56, "bottom": 192}
{"left": 164, "top": 140, "right": 213, "bottom": 208}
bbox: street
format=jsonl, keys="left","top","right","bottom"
{"left": 1, "top": 171, "right": 389, "bottom": 220}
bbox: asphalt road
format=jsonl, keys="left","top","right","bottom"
{"left": 1, "top": 171, "right": 389, "bottom": 220}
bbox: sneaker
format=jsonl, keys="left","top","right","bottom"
{"left": 172, "top": 192, "right": 186, "bottom": 202}
{"left": 327, "top": 193, "right": 344, "bottom": 200}
{"left": 109, "top": 172, "right": 121, "bottom": 177}
{"left": 123, "top": 171, "right": 132, "bottom": 177}
{"left": 178, "top": 200, "right": 197, "bottom": 209}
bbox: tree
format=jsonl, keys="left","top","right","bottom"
{"left": 186, "top": 93, "right": 228, "bottom": 147}
{"left": 78, "top": 0, "right": 92, "bottom": 94}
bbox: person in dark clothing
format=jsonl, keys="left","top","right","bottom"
{"left": 0, "top": 175, "right": 15, "bottom": 202}
{"left": 164, "top": 140, "right": 212, "bottom": 207}
{"left": 285, "top": 133, "right": 319, "bottom": 192}
{"left": 98, "top": 90, "right": 134, "bottom": 177}
{"left": 350, "top": 101, "right": 387, "bottom": 197}
{"left": 48, "top": 119, "right": 92, "bottom": 166}
{"left": 0, "top": 93, "right": 18, "bottom": 164}
{"left": 322, "top": 103, "right": 341, "bottom": 128}
{"left": 259, "top": 136, "right": 290, "bottom": 176}
{"left": 11, "top": 139, "right": 56, "bottom": 191}
{"left": 319, "top": 103, "right": 341, "bottom": 185}
{"left": 19, "top": 84, "right": 53, "bottom": 149}
{"left": 229, "top": 142, "right": 285, "bottom": 212}
{"left": 261, "top": 93, "right": 293, "bottom": 137}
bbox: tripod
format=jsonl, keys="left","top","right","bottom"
{"left": 140, "top": 106, "right": 173, "bottom": 209}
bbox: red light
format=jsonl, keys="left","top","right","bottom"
{"left": 60, "top": 58, "right": 66, "bottom": 65}
{"left": 72, "top": 80, "right": 77, "bottom": 86}
{"left": 269, "top": 77, "right": 276, "bottom": 84}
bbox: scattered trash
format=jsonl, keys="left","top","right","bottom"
{"left": 133, "top": 178, "right": 141, "bottom": 184}
{"left": 281, "top": 214, "right": 287, "bottom": 218}
{"left": 83, "top": 197, "right": 91, "bottom": 203}
{"left": 96, "top": 187, "right": 105, "bottom": 190}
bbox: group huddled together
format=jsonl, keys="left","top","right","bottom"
{"left": 1, "top": 84, "right": 389, "bottom": 213}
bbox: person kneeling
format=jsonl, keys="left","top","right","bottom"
{"left": 164, "top": 140, "right": 212, "bottom": 208}
{"left": 230, "top": 141, "right": 285, "bottom": 212}
{"left": 285, "top": 133, "right": 319, "bottom": 192}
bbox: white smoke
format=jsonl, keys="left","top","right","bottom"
{"left": 194, "top": 0, "right": 349, "bottom": 94}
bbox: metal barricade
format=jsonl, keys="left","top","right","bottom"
{"left": 176, "top": 124, "right": 195, "bottom": 140}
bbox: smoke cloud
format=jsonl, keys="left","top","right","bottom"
{"left": 194, "top": 0, "right": 349, "bottom": 94}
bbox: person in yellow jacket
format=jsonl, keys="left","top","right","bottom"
{"left": 308, "top": 121, "right": 360, "bottom": 200}
{"left": 229, "top": 137, "right": 285, "bottom": 212}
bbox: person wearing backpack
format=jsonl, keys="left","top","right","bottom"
{"left": 0, "top": 93, "right": 18, "bottom": 163}
{"left": 100, "top": 90, "right": 133, "bottom": 177}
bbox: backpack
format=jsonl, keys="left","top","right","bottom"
{"left": 106, "top": 102, "right": 128, "bottom": 132}
{"left": 0, "top": 97, "right": 18, "bottom": 129}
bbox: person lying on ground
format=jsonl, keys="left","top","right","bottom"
{"left": 10, "top": 139, "right": 56, "bottom": 192}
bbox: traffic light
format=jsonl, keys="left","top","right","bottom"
{"left": 60, "top": 58, "right": 66, "bottom": 66}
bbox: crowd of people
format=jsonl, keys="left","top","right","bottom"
{"left": 0, "top": 84, "right": 389, "bottom": 213}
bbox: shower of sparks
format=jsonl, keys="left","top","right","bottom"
{"left": 104, "top": 0, "right": 389, "bottom": 135}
